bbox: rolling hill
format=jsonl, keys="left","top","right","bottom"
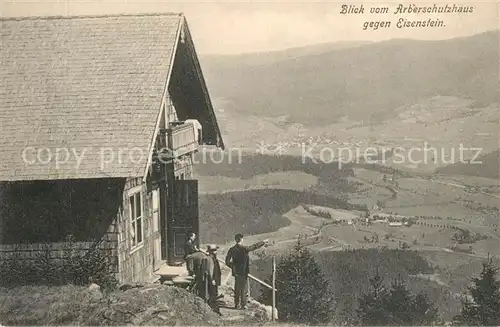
{"left": 201, "top": 30, "right": 499, "bottom": 127}
{"left": 200, "top": 40, "right": 371, "bottom": 67}
{"left": 436, "top": 150, "right": 500, "bottom": 179}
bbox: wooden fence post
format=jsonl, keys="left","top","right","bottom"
{"left": 272, "top": 255, "right": 276, "bottom": 322}
{"left": 205, "top": 273, "right": 209, "bottom": 303}
{"left": 247, "top": 278, "right": 251, "bottom": 301}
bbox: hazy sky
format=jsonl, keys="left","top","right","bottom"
{"left": 1, "top": 0, "right": 498, "bottom": 54}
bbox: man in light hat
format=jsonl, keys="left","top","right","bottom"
{"left": 207, "top": 245, "right": 222, "bottom": 292}
{"left": 207, "top": 244, "right": 222, "bottom": 315}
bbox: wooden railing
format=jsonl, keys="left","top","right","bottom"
{"left": 175, "top": 248, "right": 277, "bottom": 320}
{"left": 197, "top": 249, "right": 276, "bottom": 292}
{"left": 200, "top": 250, "right": 277, "bottom": 321}
{"left": 166, "top": 122, "right": 199, "bottom": 158}
{"left": 216, "top": 257, "right": 276, "bottom": 292}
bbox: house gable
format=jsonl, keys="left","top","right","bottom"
{"left": 142, "top": 17, "right": 225, "bottom": 179}
{"left": 177, "top": 18, "right": 224, "bottom": 150}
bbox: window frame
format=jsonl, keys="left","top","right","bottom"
{"left": 128, "top": 186, "right": 144, "bottom": 251}
{"left": 151, "top": 189, "right": 160, "bottom": 233}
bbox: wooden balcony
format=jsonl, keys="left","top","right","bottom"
{"left": 158, "top": 121, "right": 200, "bottom": 159}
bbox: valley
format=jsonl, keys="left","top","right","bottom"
{"left": 196, "top": 152, "right": 499, "bottom": 321}
{"left": 195, "top": 29, "right": 499, "bottom": 323}
{"left": 211, "top": 95, "right": 499, "bottom": 176}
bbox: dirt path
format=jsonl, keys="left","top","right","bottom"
{"left": 317, "top": 244, "right": 342, "bottom": 251}
{"left": 214, "top": 285, "right": 272, "bottom": 323}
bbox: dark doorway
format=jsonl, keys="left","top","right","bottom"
{"left": 167, "top": 179, "right": 199, "bottom": 264}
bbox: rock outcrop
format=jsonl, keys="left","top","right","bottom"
{"left": 1, "top": 284, "right": 222, "bottom": 326}
{"left": 89, "top": 285, "right": 222, "bottom": 326}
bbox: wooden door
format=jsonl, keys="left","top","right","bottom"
{"left": 159, "top": 181, "right": 167, "bottom": 260}
{"left": 151, "top": 189, "right": 164, "bottom": 270}
{"left": 167, "top": 179, "right": 199, "bottom": 264}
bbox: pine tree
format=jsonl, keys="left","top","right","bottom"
{"left": 412, "top": 292, "right": 440, "bottom": 325}
{"left": 356, "top": 271, "right": 390, "bottom": 325}
{"left": 383, "top": 277, "right": 415, "bottom": 325}
{"left": 357, "top": 273, "right": 439, "bottom": 326}
{"left": 454, "top": 259, "right": 500, "bottom": 326}
{"left": 259, "top": 240, "right": 333, "bottom": 324}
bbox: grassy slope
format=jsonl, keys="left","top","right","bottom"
{"left": 195, "top": 153, "right": 357, "bottom": 197}
{"left": 198, "top": 171, "right": 318, "bottom": 194}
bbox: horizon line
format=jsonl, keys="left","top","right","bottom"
{"left": 199, "top": 28, "right": 500, "bottom": 56}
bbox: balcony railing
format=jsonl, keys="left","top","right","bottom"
{"left": 159, "top": 121, "right": 199, "bottom": 159}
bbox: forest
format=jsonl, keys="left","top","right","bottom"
{"left": 257, "top": 244, "right": 500, "bottom": 325}
{"left": 252, "top": 247, "right": 460, "bottom": 321}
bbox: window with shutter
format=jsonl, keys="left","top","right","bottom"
{"left": 128, "top": 187, "right": 144, "bottom": 249}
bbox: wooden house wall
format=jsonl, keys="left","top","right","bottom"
{"left": 0, "top": 179, "right": 123, "bottom": 276}
{"left": 116, "top": 177, "right": 154, "bottom": 283}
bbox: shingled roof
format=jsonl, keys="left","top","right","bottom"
{"left": 0, "top": 13, "right": 220, "bottom": 181}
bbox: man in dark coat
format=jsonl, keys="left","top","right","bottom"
{"left": 206, "top": 244, "right": 222, "bottom": 315}
{"left": 225, "top": 233, "right": 268, "bottom": 309}
{"left": 185, "top": 249, "right": 212, "bottom": 299}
